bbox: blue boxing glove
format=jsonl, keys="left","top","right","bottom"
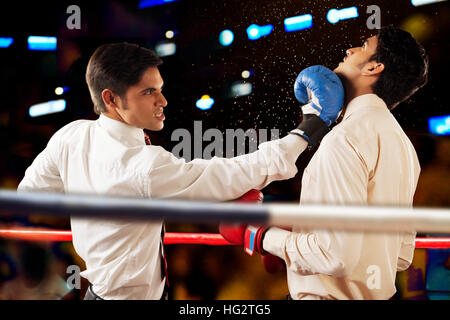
{"left": 290, "top": 65, "right": 344, "bottom": 147}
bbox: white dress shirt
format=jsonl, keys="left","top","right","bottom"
{"left": 18, "top": 114, "right": 307, "bottom": 299}
{"left": 263, "top": 94, "right": 420, "bottom": 300}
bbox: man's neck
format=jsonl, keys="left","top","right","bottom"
{"left": 343, "top": 82, "right": 374, "bottom": 107}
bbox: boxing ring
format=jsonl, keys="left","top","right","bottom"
{"left": 0, "top": 189, "right": 449, "bottom": 248}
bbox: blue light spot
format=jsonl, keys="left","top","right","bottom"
{"left": 327, "top": 9, "right": 340, "bottom": 24}
{"left": 219, "top": 29, "right": 234, "bottom": 46}
{"left": 0, "top": 37, "right": 14, "bottom": 48}
{"left": 327, "top": 7, "right": 359, "bottom": 24}
{"left": 411, "top": 0, "right": 447, "bottom": 7}
{"left": 28, "top": 36, "right": 57, "bottom": 51}
{"left": 231, "top": 81, "right": 253, "bottom": 97}
{"left": 138, "top": 0, "right": 178, "bottom": 9}
{"left": 339, "top": 7, "right": 359, "bottom": 21}
{"left": 246, "top": 24, "right": 273, "bottom": 41}
{"left": 428, "top": 115, "right": 450, "bottom": 135}
{"left": 196, "top": 96, "right": 214, "bottom": 110}
{"left": 155, "top": 42, "right": 176, "bottom": 57}
{"left": 29, "top": 100, "right": 66, "bottom": 117}
{"left": 284, "top": 14, "right": 313, "bottom": 32}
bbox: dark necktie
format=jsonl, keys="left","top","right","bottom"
{"left": 144, "top": 130, "right": 152, "bottom": 146}
{"left": 143, "top": 130, "right": 169, "bottom": 288}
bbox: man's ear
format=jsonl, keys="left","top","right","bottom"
{"left": 363, "top": 62, "right": 384, "bottom": 76}
{"left": 101, "top": 89, "right": 118, "bottom": 112}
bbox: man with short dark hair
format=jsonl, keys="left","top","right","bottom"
{"left": 17, "top": 42, "right": 345, "bottom": 299}
{"left": 221, "top": 26, "right": 429, "bottom": 300}
{"left": 86, "top": 43, "right": 167, "bottom": 129}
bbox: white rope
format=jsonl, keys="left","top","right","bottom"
{"left": 268, "top": 204, "right": 450, "bottom": 233}
{"left": 0, "top": 190, "right": 449, "bottom": 233}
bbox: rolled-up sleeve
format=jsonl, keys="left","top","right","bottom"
{"left": 148, "top": 134, "right": 307, "bottom": 201}
{"left": 263, "top": 133, "right": 367, "bottom": 277}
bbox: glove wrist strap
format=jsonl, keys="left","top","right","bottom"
{"left": 289, "top": 114, "right": 330, "bottom": 147}
{"left": 244, "top": 225, "right": 269, "bottom": 256}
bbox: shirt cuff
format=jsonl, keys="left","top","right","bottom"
{"left": 278, "top": 134, "right": 308, "bottom": 163}
{"left": 280, "top": 133, "right": 308, "bottom": 150}
{"left": 262, "top": 227, "right": 291, "bottom": 259}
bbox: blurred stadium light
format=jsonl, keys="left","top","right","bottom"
{"left": 196, "top": 95, "right": 215, "bottom": 110}
{"left": 428, "top": 115, "right": 450, "bottom": 135}
{"left": 284, "top": 14, "right": 313, "bottom": 32}
{"left": 411, "top": 0, "right": 447, "bottom": 6}
{"left": 27, "top": 36, "right": 57, "bottom": 51}
{"left": 231, "top": 81, "right": 253, "bottom": 97}
{"left": 246, "top": 24, "right": 274, "bottom": 40}
{"left": 155, "top": 42, "right": 176, "bottom": 57}
{"left": 29, "top": 100, "right": 66, "bottom": 118}
{"left": 241, "top": 70, "right": 251, "bottom": 79}
{"left": 165, "top": 30, "right": 175, "bottom": 39}
{"left": 327, "top": 7, "right": 359, "bottom": 24}
{"left": 0, "top": 37, "right": 14, "bottom": 48}
{"left": 138, "top": 0, "right": 178, "bottom": 9}
{"left": 55, "top": 87, "right": 70, "bottom": 96}
{"left": 219, "top": 29, "right": 234, "bottom": 46}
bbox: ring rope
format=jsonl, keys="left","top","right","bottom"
{"left": 0, "top": 227, "right": 449, "bottom": 249}
{"left": 0, "top": 190, "right": 449, "bottom": 233}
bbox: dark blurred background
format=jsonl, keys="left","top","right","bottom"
{"left": 0, "top": 0, "right": 448, "bottom": 300}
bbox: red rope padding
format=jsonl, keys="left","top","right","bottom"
{"left": 0, "top": 227, "right": 449, "bottom": 248}
{"left": 164, "top": 233, "right": 230, "bottom": 245}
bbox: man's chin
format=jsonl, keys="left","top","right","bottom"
{"left": 146, "top": 123, "right": 164, "bottom": 131}
{"left": 334, "top": 63, "right": 342, "bottom": 73}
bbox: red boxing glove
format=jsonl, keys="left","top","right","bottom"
{"left": 219, "top": 224, "right": 268, "bottom": 256}
{"left": 219, "top": 224, "right": 246, "bottom": 245}
{"left": 235, "top": 189, "right": 264, "bottom": 203}
{"left": 219, "top": 190, "right": 266, "bottom": 255}
{"left": 261, "top": 254, "right": 286, "bottom": 274}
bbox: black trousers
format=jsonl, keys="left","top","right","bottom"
{"left": 83, "top": 283, "right": 169, "bottom": 300}
{"left": 84, "top": 284, "right": 104, "bottom": 300}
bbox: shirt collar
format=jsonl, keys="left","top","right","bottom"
{"left": 343, "top": 93, "right": 388, "bottom": 121}
{"left": 98, "top": 114, "right": 146, "bottom": 146}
